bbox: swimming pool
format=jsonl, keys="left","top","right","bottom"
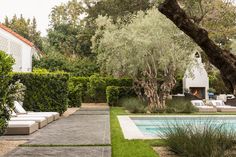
{"left": 118, "top": 115, "right": 236, "bottom": 139}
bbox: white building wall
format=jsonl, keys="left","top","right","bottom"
{"left": 0, "top": 28, "right": 33, "bottom": 72}
{"left": 183, "top": 53, "right": 209, "bottom": 99}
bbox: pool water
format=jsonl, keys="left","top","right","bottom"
{"left": 131, "top": 116, "right": 236, "bottom": 138}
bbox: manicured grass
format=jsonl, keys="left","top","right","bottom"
{"left": 110, "top": 107, "right": 236, "bottom": 157}
{"left": 110, "top": 107, "right": 165, "bottom": 157}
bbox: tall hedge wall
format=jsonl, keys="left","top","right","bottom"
{"left": 12, "top": 73, "right": 69, "bottom": 114}
{"left": 69, "top": 75, "right": 133, "bottom": 103}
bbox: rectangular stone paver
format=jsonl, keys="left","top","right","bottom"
{"left": 27, "top": 114, "right": 110, "bottom": 145}
{"left": 73, "top": 110, "right": 110, "bottom": 115}
{"left": 4, "top": 146, "right": 111, "bottom": 157}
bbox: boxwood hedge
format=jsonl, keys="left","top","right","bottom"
{"left": 12, "top": 72, "right": 69, "bottom": 115}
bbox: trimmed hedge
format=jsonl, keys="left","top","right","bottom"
{"left": 68, "top": 83, "right": 82, "bottom": 107}
{"left": 69, "top": 75, "right": 133, "bottom": 103}
{"left": 12, "top": 73, "right": 69, "bottom": 115}
{"left": 106, "top": 86, "right": 136, "bottom": 106}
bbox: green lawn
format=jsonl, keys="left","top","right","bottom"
{"left": 110, "top": 107, "right": 166, "bottom": 157}
{"left": 110, "top": 107, "right": 236, "bottom": 157}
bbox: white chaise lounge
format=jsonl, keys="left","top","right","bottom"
{"left": 14, "top": 101, "right": 59, "bottom": 122}
{"left": 191, "top": 100, "right": 217, "bottom": 112}
{"left": 9, "top": 110, "right": 48, "bottom": 128}
{"left": 209, "top": 100, "right": 236, "bottom": 112}
{"left": 5, "top": 121, "right": 38, "bottom": 135}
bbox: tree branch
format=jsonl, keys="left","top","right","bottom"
{"left": 158, "top": 0, "right": 236, "bottom": 94}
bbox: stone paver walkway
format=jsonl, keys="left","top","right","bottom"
{"left": 3, "top": 104, "right": 111, "bottom": 157}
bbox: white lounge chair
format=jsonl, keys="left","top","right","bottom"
{"left": 10, "top": 117, "right": 47, "bottom": 128}
{"left": 191, "top": 100, "right": 217, "bottom": 112}
{"left": 14, "top": 101, "right": 59, "bottom": 121}
{"left": 9, "top": 109, "right": 48, "bottom": 128}
{"left": 209, "top": 100, "right": 236, "bottom": 112}
{"left": 5, "top": 121, "right": 38, "bottom": 135}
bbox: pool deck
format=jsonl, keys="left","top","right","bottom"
{"left": 2, "top": 104, "right": 111, "bottom": 157}
{"left": 118, "top": 115, "right": 236, "bottom": 140}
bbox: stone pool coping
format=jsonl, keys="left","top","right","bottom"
{"left": 118, "top": 115, "right": 236, "bottom": 140}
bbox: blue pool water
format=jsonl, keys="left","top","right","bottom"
{"left": 131, "top": 116, "right": 236, "bottom": 138}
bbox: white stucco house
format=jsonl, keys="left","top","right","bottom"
{"left": 0, "top": 23, "right": 41, "bottom": 72}
{"left": 183, "top": 52, "right": 209, "bottom": 100}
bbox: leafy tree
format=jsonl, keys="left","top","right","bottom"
{"left": 33, "top": 52, "right": 99, "bottom": 76}
{"left": 48, "top": 0, "right": 154, "bottom": 56}
{"left": 4, "top": 15, "right": 43, "bottom": 50}
{"left": 158, "top": 0, "right": 236, "bottom": 95}
{"left": 92, "top": 9, "right": 193, "bottom": 112}
{"left": 85, "top": 0, "right": 152, "bottom": 21}
{"left": 179, "top": 0, "right": 236, "bottom": 49}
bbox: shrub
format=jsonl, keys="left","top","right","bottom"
{"left": 106, "top": 86, "right": 120, "bottom": 106}
{"left": 68, "top": 83, "right": 82, "bottom": 107}
{"left": 166, "top": 97, "right": 197, "bottom": 113}
{"left": 69, "top": 75, "right": 133, "bottom": 103}
{"left": 0, "top": 51, "right": 14, "bottom": 135}
{"left": 120, "top": 97, "right": 147, "bottom": 113}
{"left": 69, "top": 76, "right": 89, "bottom": 102}
{"left": 106, "top": 86, "right": 136, "bottom": 106}
{"left": 164, "top": 123, "right": 236, "bottom": 157}
{"left": 88, "top": 74, "right": 106, "bottom": 102}
{"left": 12, "top": 72, "right": 69, "bottom": 115}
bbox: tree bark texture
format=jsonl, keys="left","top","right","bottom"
{"left": 158, "top": 0, "right": 236, "bottom": 95}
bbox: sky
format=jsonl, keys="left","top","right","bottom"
{"left": 0, "top": 0, "right": 70, "bottom": 36}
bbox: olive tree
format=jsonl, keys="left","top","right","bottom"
{"left": 92, "top": 8, "right": 194, "bottom": 112}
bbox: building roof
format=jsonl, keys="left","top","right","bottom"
{"left": 0, "top": 23, "right": 34, "bottom": 47}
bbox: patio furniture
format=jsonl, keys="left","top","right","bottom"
{"left": 191, "top": 100, "right": 217, "bottom": 112}
{"left": 209, "top": 100, "right": 236, "bottom": 112}
{"left": 14, "top": 101, "right": 60, "bottom": 120}
{"left": 10, "top": 117, "right": 47, "bottom": 128}
{"left": 14, "top": 101, "right": 59, "bottom": 121}
{"left": 5, "top": 121, "right": 38, "bottom": 135}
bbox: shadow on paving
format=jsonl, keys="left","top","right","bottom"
{"left": 3, "top": 105, "right": 111, "bottom": 157}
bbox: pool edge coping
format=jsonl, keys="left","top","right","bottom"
{"left": 117, "top": 115, "right": 236, "bottom": 140}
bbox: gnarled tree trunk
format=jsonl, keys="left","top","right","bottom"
{"left": 158, "top": 0, "right": 236, "bottom": 95}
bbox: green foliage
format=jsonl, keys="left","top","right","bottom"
{"left": 120, "top": 97, "right": 147, "bottom": 113}
{"left": 106, "top": 86, "right": 119, "bottom": 106}
{"left": 0, "top": 51, "right": 14, "bottom": 135}
{"left": 93, "top": 8, "right": 194, "bottom": 111}
{"left": 33, "top": 52, "right": 99, "bottom": 76}
{"left": 209, "top": 70, "right": 231, "bottom": 94}
{"left": 106, "top": 86, "right": 136, "bottom": 106}
{"left": 69, "top": 75, "right": 133, "bottom": 103}
{"left": 69, "top": 76, "right": 89, "bottom": 102}
{"left": 166, "top": 98, "right": 197, "bottom": 113}
{"left": 68, "top": 83, "right": 82, "bottom": 107}
{"left": 4, "top": 15, "right": 43, "bottom": 50}
{"left": 164, "top": 123, "right": 236, "bottom": 157}
{"left": 110, "top": 107, "right": 159, "bottom": 157}
{"left": 87, "top": 74, "right": 106, "bottom": 102}
{"left": 86, "top": 0, "right": 152, "bottom": 21}
{"left": 11, "top": 72, "right": 69, "bottom": 115}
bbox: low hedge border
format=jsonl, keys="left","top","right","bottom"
{"left": 69, "top": 75, "right": 133, "bottom": 103}
{"left": 106, "top": 86, "right": 136, "bottom": 106}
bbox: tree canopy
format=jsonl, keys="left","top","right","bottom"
{"left": 92, "top": 8, "right": 194, "bottom": 111}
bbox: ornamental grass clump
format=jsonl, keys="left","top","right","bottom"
{"left": 163, "top": 122, "right": 236, "bottom": 157}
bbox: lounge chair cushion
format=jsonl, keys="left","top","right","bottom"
{"left": 14, "top": 101, "right": 27, "bottom": 114}
{"left": 8, "top": 121, "right": 36, "bottom": 127}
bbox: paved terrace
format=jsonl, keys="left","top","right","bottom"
{"left": 3, "top": 103, "right": 111, "bottom": 157}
